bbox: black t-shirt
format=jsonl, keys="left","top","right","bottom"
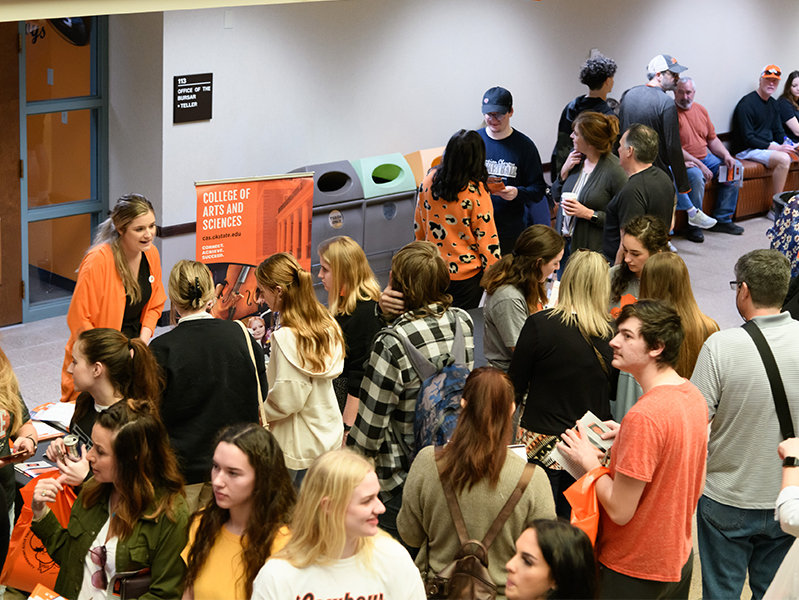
{"left": 778, "top": 97, "right": 799, "bottom": 143}
{"left": 121, "top": 254, "right": 152, "bottom": 339}
{"left": 603, "top": 166, "right": 674, "bottom": 261}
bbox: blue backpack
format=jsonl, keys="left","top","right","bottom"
{"left": 383, "top": 315, "right": 470, "bottom": 462}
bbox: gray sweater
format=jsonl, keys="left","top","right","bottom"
{"left": 398, "top": 446, "right": 556, "bottom": 599}
{"left": 552, "top": 153, "right": 628, "bottom": 253}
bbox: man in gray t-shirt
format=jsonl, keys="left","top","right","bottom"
{"left": 691, "top": 249, "right": 799, "bottom": 600}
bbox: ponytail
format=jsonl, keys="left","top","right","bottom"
{"left": 256, "top": 253, "right": 343, "bottom": 373}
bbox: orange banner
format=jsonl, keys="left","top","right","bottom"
{"left": 195, "top": 173, "right": 314, "bottom": 321}
{"left": 195, "top": 173, "right": 314, "bottom": 268}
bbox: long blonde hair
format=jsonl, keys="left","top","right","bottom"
{"left": 639, "top": 252, "right": 719, "bottom": 378}
{"left": 274, "top": 450, "right": 377, "bottom": 568}
{"left": 91, "top": 194, "right": 155, "bottom": 305}
{"left": 551, "top": 250, "right": 613, "bottom": 339}
{"left": 317, "top": 236, "right": 381, "bottom": 317}
{"left": 256, "top": 253, "right": 344, "bottom": 373}
{"left": 0, "top": 346, "right": 24, "bottom": 437}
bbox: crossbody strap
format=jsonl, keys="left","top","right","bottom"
{"left": 481, "top": 464, "right": 535, "bottom": 550}
{"left": 436, "top": 455, "right": 535, "bottom": 550}
{"left": 742, "top": 320, "right": 795, "bottom": 439}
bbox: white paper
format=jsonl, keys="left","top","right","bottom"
{"left": 31, "top": 402, "right": 75, "bottom": 428}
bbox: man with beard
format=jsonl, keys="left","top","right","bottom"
{"left": 618, "top": 54, "right": 692, "bottom": 200}
{"left": 675, "top": 77, "right": 743, "bottom": 240}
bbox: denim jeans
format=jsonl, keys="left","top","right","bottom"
{"left": 675, "top": 153, "right": 740, "bottom": 223}
{"left": 697, "top": 495, "right": 794, "bottom": 600}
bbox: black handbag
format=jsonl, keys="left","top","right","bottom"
{"left": 111, "top": 568, "right": 151, "bottom": 600}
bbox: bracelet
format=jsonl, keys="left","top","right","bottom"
{"left": 784, "top": 456, "right": 799, "bottom": 468}
{"left": 25, "top": 435, "right": 38, "bottom": 450}
{"left": 343, "top": 423, "right": 352, "bottom": 433}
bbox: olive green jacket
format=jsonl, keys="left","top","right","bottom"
{"left": 31, "top": 486, "right": 189, "bottom": 599}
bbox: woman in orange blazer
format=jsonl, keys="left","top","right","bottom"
{"left": 60, "top": 194, "right": 166, "bottom": 402}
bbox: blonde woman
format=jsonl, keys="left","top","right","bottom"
{"left": 61, "top": 194, "right": 166, "bottom": 402}
{"left": 508, "top": 250, "right": 616, "bottom": 518}
{"left": 317, "top": 236, "right": 383, "bottom": 426}
{"left": 639, "top": 252, "right": 719, "bottom": 378}
{"left": 150, "top": 260, "right": 266, "bottom": 512}
{"left": 252, "top": 450, "right": 425, "bottom": 599}
{"left": 255, "top": 253, "right": 344, "bottom": 485}
{"left": 0, "top": 345, "right": 38, "bottom": 545}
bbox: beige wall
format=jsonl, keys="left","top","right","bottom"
{"left": 106, "top": 0, "right": 799, "bottom": 292}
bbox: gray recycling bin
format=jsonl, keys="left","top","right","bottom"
{"left": 290, "top": 161, "right": 364, "bottom": 302}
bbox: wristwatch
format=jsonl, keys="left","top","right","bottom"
{"left": 784, "top": 456, "right": 799, "bottom": 468}
{"left": 590, "top": 212, "right": 598, "bottom": 223}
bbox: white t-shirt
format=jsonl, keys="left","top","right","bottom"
{"left": 252, "top": 534, "right": 425, "bottom": 600}
{"left": 78, "top": 508, "right": 118, "bottom": 600}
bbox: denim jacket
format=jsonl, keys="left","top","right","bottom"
{"left": 31, "top": 486, "right": 189, "bottom": 599}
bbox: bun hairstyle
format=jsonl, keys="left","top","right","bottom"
{"left": 573, "top": 111, "right": 620, "bottom": 155}
{"left": 72, "top": 328, "right": 164, "bottom": 425}
{"left": 92, "top": 194, "right": 156, "bottom": 305}
{"left": 255, "top": 253, "right": 344, "bottom": 373}
{"left": 168, "top": 259, "right": 215, "bottom": 317}
{"left": 481, "top": 225, "right": 564, "bottom": 313}
{"left": 82, "top": 399, "right": 184, "bottom": 540}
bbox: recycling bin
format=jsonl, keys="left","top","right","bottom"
{"left": 290, "top": 160, "right": 364, "bottom": 301}
{"left": 404, "top": 146, "right": 445, "bottom": 187}
{"left": 351, "top": 153, "right": 418, "bottom": 285}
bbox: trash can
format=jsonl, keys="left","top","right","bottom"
{"left": 351, "top": 153, "right": 417, "bottom": 286}
{"left": 404, "top": 147, "right": 445, "bottom": 187}
{"left": 290, "top": 160, "right": 364, "bottom": 301}
{"left": 772, "top": 191, "right": 798, "bottom": 222}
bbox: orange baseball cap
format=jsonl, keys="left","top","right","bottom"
{"left": 762, "top": 65, "right": 782, "bottom": 80}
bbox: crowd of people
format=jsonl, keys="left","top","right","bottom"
{"left": 0, "top": 51, "right": 797, "bottom": 600}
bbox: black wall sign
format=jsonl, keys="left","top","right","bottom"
{"left": 173, "top": 73, "right": 213, "bottom": 123}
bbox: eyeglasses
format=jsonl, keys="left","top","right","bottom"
{"left": 90, "top": 545, "right": 108, "bottom": 590}
{"left": 484, "top": 112, "right": 508, "bottom": 121}
{"left": 763, "top": 68, "right": 782, "bottom": 78}
{"left": 729, "top": 281, "right": 743, "bottom": 291}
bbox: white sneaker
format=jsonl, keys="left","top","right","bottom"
{"left": 688, "top": 209, "right": 717, "bottom": 229}
{"left": 668, "top": 241, "right": 678, "bottom": 253}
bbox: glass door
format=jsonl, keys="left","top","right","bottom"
{"left": 20, "top": 17, "right": 107, "bottom": 321}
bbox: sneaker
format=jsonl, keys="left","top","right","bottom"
{"left": 688, "top": 209, "right": 718, "bottom": 229}
{"left": 668, "top": 241, "right": 679, "bottom": 253}
{"left": 686, "top": 227, "right": 704, "bottom": 243}
{"left": 710, "top": 221, "right": 745, "bottom": 235}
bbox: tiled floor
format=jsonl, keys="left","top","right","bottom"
{"left": 0, "top": 216, "right": 773, "bottom": 598}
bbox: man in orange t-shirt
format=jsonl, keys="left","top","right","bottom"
{"left": 675, "top": 77, "right": 744, "bottom": 240}
{"left": 560, "top": 300, "right": 707, "bottom": 599}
